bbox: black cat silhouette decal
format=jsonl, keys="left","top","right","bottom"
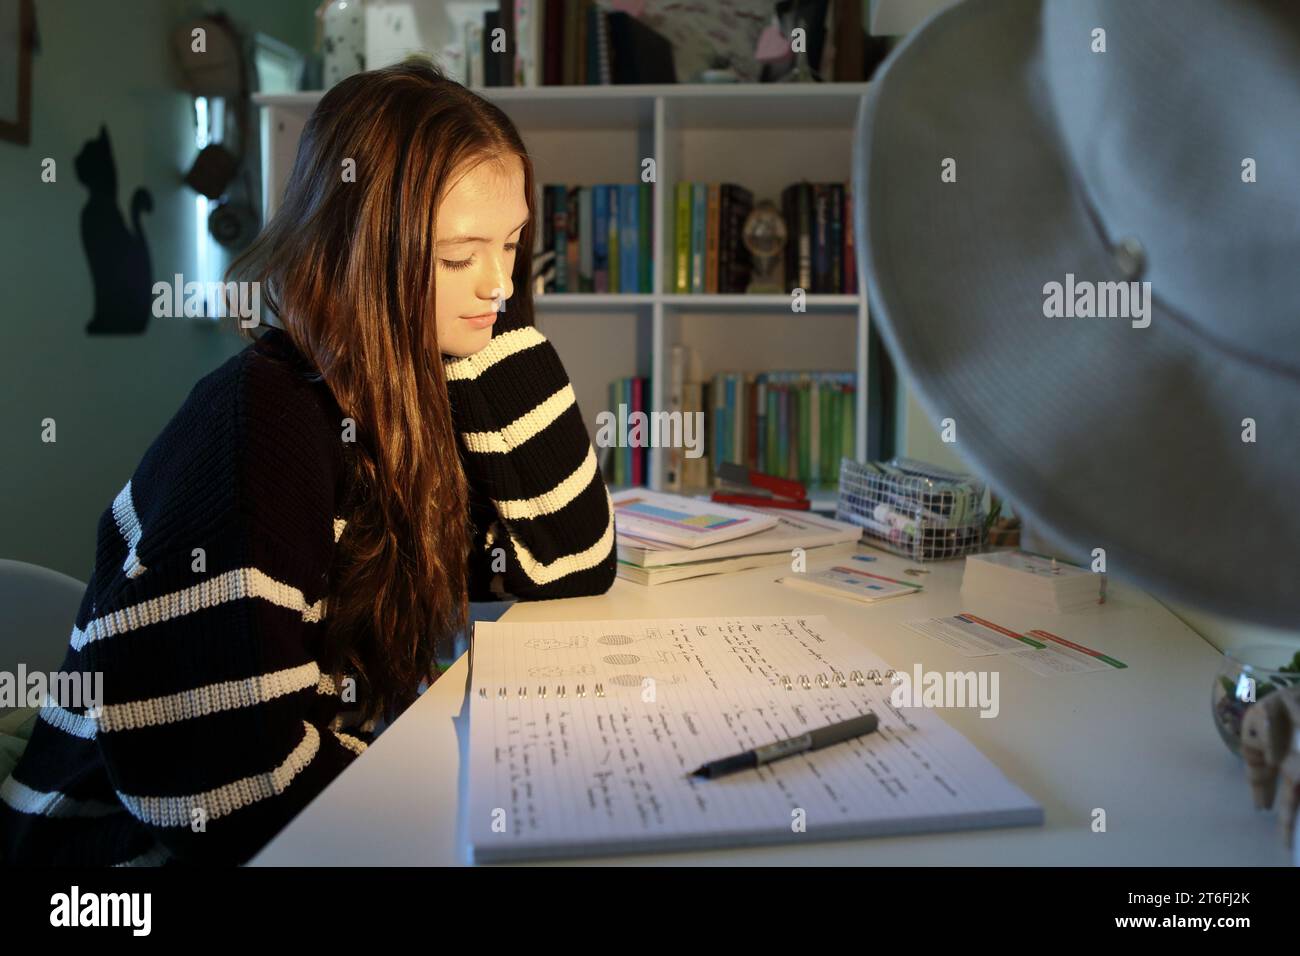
{"left": 76, "top": 125, "right": 154, "bottom": 334}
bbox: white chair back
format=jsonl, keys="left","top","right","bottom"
{"left": 0, "top": 559, "right": 86, "bottom": 718}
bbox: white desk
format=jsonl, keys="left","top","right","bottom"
{"left": 250, "top": 547, "right": 1291, "bottom": 866}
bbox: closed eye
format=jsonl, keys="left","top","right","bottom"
{"left": 440, "top": 242, "right": 519, "bottom": 271}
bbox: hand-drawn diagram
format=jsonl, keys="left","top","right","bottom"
{"left": 601, "top": 651, "right": 680, "bottom": 666}
{"left": 525, "top": 636, "right": 590, "bottom": 650}
{"left": 607, "top": 672, "right": 688, "bottom": 689}
{"left": 602, "top": 653, "right": 641, "bottom": 666}
{"left": 526, "top": 664, "right": 599, "bottom": 678}
{"left": 597, "top": 628, "right": 668, "bottom": 646}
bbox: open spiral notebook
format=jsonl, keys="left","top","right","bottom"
{"left": 466, "top": 615, "right": 1042, "bottom": 862}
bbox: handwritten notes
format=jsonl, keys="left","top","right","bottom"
{"left": 467, "top": 615, "right": 1041, "bottom": 862}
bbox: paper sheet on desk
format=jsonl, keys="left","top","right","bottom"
{"left": 466, "top": 615, "right": 1042, "bottom": 862}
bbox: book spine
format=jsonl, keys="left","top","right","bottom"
{"left": 799, "top": 182, "right": 813, "bottom": 291}
{"left": 790, "top": 384, "right": 801, "bottom": 479}
{"left": 631, "top": 375, "right": 643, "bottom": 485}
{"left": 681, "top": 382, "right": 702, "bottom": 489}
{"left": 484, "top": 10, "right": 499, "bottom": 86}
{"left": 833, "top": 0, "right": 865, "bottom": 81}
{"left": 553, "top": 184, "right": 568, "bottom": 292}
{"left": 567, "top": 185, "right": 580, "bottom": 289}
{"left": 501, "top": 0, "right": 516, "bottom": 87}
{"left": 703, "top": 376, "right": 712, "bottom": 483}
{"left": 798, "top": 378, "right": 810, "bottom": 483}
{"left": 690, "top": 183, "right": 706, "bottom": 294}
{"left": 813, "top": 184, "right": 828, "bottom": 294}
{"left": 638, "top": 182, "right": 652, "bottom": 293}
{"left": 820, "top": 382, "right": 832, "bottom": 483}
{"left": 841, "top": 384, "right": 855, "bottom": 470}
{"left": 542, "top": 184, "right": 555, "bottom": 289}
{"left": 777, "top": 386, "right": 788, "bottom": 478}
{"left": 467, "top": 20, "right": 483, "bottom": 87}
{"left": 770, "top": 376, "right": 781, "bottom": 476}
{"left": 585, "top": 0, "right": 599, "bottom": 84}
{"left": 591, "top": 0, "right": 612, "bottom": 85}
{"left": 844, "top": 180, "right": 856, "bottom": 295}
{"left": 610, "top": 379, "right": 621, "bottom": 485}
{"left": 623, "top": 376, "right": 632, "bottom": 485}
{"left": 755, "top": 378, "right": 766, "bottom": 473}
{"left": 745, "top": 377, "right": 757, "bottom": 470}
{"left": 829, "top": 183, "right": 843, "bottom": 294}
{"left": 543, "top": 0, "right": 563, "bottom": 86}
{"left": 810, "top": 378, "right": 821, "bottom": 486}
{"left": 644, "top": 374, "right": 652, "bottom": 486}
{"left": 668, "top": 345, "right": 684, "bottom": 491}
{"left": 718, "top": 184, "right": 732, "bottom": 295}
{"left": 576, "top": 0, "right": 589, "bottom": 85}
{"left": 723, "top": 373, "right": 733, "bottom": 467}
{"left": 562, "top": 0, "right": 577, "bottom": 85}
{"left": 620, "top": 184, "right": 637, "bottom": 293}
{"left": 674, "top": 183, "right": 691, "bottom": 293}
{"left": 776, "top": 376, "right": 788, "bottom": 479}
{"left": 734, "top": 373, "right": 744, "bottom": 467}
{"left": 516, "top": 0, "right": 532, "bottom": 86}
{"left": 834, "top": 385, "right": 845, "bottom": 480}
{"left": 712, "top": 372, "right": 725, "bottom": 478}
{"left": 705, "top": 183, "right": 720, "bottom": 294}
{"left": 593, "top": 185, "right": 608, "bottom": 292}
{"left": 579, "top": 186, "right": 593, "bottom": 292}
{"left": 608, "top": 184, "right": 620, "bottom": 292}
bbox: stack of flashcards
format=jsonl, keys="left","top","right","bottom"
{"left": 903, "top": 614, "right": 1127, "bottom": 677}
{"left": 777, "top": 564, "right": 923, "bottom": 605}
{"left": 961, "top": 550, "right": 1105, "bottom": 611}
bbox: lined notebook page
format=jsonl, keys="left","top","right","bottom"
{"left": 467, "top": 615, "right": 1042, "bottom": 862}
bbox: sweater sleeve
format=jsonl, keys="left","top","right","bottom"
{"left": 443, "top": 310, "right": 617, "bottom": 601}
{"left": 67, "top": 338, "right": 372, "bottom": 866}
{"left": 79, "top": 510, "right": 367, "bottom": 865}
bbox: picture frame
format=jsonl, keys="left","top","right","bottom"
{"left": 0, "top": 0, "right": 33, "bottom": 145}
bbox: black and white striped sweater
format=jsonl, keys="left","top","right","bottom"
{"left": 0, "top": 314, "right": 616, "bottom": 866}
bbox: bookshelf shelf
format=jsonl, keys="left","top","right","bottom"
{"left": 533, "top": 293, "right": 859, "bottom": 311}
{"left": 253, "top": 81, "right": 872, "bottom": 498}
{"left": 535, "top": 293, "right": 655, "bottom": 309}
{"left": 661, "top": 294, "right": 859, "bottom": 310}
{"left": 616, "top": 484, "right": 843, "bottom": 513}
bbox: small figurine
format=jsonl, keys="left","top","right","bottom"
{"left": 1241, "top": 683, "right": 1300, "bottom": 847}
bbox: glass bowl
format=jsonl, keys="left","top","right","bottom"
{"left": 1212, "top": 644, "right": 1300, "bottom": 756}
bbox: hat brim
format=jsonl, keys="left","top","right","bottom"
{"left": 855, "top": 0, "right": 1299, "bottom": 624}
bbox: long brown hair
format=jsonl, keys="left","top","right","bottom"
{"left": 226, "top": 58, "right": 537, "bottom": 726}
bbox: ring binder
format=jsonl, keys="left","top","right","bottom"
{"left": 480, "top": 682, "right": 607, "bottom": 700}
{"left": 476, "top": 671, "right": 900, "bottom": 700}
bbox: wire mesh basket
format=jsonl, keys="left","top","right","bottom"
{"left": 835, "top": 457, "right": 987, "bottom": 561}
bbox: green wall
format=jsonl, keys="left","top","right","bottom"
{"left": 0, "top": 0, "right": 317, "bottom": 582}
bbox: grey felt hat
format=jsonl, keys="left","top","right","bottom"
{"left": 854, "top": 0, "right": 1300, "bottom": 626}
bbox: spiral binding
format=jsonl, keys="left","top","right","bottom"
{"left": 475, "top": 669, "right": 898, "bottom": 700}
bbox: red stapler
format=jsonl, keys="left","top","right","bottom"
{"left": 711, "top": 462, "right": 811, "bottom": 510}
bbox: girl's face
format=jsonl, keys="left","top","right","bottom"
{"left": 434, "top": 155, "right": 529, "bottom": 358}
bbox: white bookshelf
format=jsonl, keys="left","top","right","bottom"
{"left": 253, "top": 82, "right": 872, "bottom": 509}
